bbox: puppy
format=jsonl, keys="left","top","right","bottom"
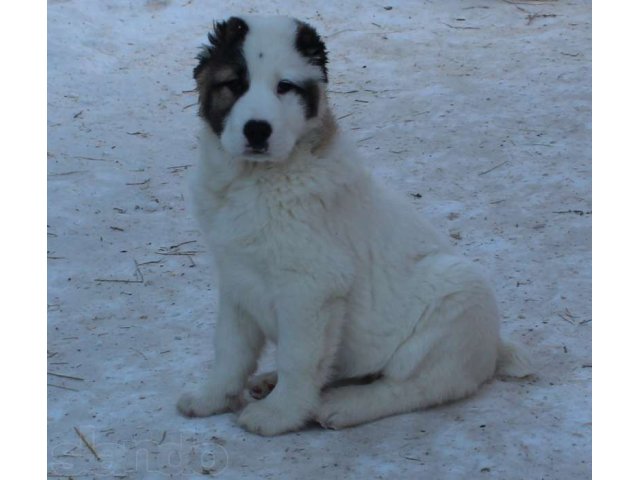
{"left": 177, "top": 15, "right": 531, "bottom": 435}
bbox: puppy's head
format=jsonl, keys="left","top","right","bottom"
{"left": 194, "top": 16, "right": 329, "bottom": 161}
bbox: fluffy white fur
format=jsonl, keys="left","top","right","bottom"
{"left": 177, "top": 15, "right": 531, "bottom": 436}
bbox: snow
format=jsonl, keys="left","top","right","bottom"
{"left": 47, "top": 0, "right": 591, "bottom": 478}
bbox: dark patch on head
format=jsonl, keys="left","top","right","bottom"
{"left": 193, "top": 17, "right": 250, "bottom": 135}
{"left": 280, "top": 80, "right": 321, "bottom": 119}
{"left": 295, "top": 21, "right": 328, "bottom": 82}
{"left": 295, "top": 81, "right": 321, "bottom": 119}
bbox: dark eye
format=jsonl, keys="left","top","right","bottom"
{"left": 277, "top": 80, "right": 296, "bottom": 95}
{"left": 218, "top": 79, "right": 245, "bottom": 95}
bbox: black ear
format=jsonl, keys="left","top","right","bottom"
{"left": 194, "top": 17, "right": 249, "bottom": 79}
{"left": 295, "top": 21, "right": 328, "bottom": 82}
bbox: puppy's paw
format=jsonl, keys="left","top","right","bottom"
{"left": 247, "top": 371, "right": 278, "bottom": 400}
{"left": 177, "top": 390, "right": 241, "bottom": 418}
{"left": 316, "top": 408, "right": 348, "bottom": 430}
{"left": 316, "top": 390, "right": 355, "bottom": 430}
{"left": 237, "top": 398, "right": 306, "bottom": 436}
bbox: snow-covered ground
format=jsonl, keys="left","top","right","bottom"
{"left": 48, "top": 0, "right": 591, "bottom": 478}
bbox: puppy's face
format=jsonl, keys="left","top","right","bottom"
{"left": 194, "top": 16, "right": 328, "bottom": 161}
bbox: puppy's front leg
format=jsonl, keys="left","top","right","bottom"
{"left": 237, "top": 295, "right": 345, "bottom": 436}
{"left": 178, "top": 295, "right": 264, "bottom": 417}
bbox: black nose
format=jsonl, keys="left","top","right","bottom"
{"left": 243, "top": 120, "right": 272, "bottom": 150}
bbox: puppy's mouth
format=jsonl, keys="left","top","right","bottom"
{"left": 244, "top": 144, "right": 269, "bottom": 156}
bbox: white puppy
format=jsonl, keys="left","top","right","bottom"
{"left": 177, "top": 15, "right": 531, "bottom": 435}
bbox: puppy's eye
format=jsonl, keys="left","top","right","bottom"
{"left": 218, "top": 79, "right": 245, "bottom": 95}
{"left": 277, "top": 80, "right": 296, "bottom": 95}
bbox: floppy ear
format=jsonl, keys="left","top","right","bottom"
{"left": 193, "top": 17, "right": 249, "bottom": 80}
{"left": 295, "top": 21, "right": 328, "bottom": 82}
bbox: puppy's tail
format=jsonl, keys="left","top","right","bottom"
{"left": 496, "top": 339, "right": 533, "bottom": 378}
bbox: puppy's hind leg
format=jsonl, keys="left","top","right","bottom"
{"left": 316, "top": 362, "right": 483, "bottom": 430}
{"left": 317, "top": 290, "right": 499, "bottom": 429}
